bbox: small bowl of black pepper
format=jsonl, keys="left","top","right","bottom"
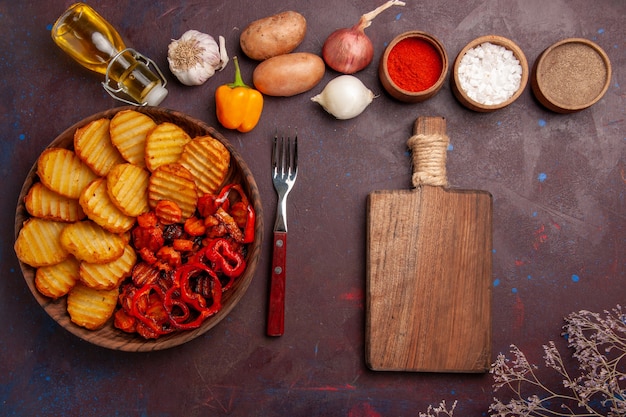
{"left": 531, "top": 38, "right": 611, "bottom": 113}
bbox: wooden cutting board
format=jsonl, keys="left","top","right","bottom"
{"left": 366, "top": 116, "right": 492, "bottom": 372}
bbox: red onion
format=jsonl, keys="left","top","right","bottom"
{"left": 322, "top": 0, "right": 406, "bottom": 74}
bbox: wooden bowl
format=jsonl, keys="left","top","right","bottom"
{"left": 531, "top": 38, "right": 611, "bottom": 113}
{"left": 379, "top": 31, "right": 448, "bottom": 103}
{"left": 451, "top": 35, "right": 528, "bottom": 112}
{"left": 14, "top": 106, "right": 264, "bottom": 352}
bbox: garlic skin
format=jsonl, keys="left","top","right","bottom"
{"left": 167, "top": 30, "right": 229, "bottom": 86}
{"left": 311, "top": 75, "right": 375, "bottom": 120}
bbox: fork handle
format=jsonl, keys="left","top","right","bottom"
{"left": 267, "top": 231, "right": 287, "bottom": 336}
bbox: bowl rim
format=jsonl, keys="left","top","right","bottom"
{"left": 452, "top": 34, "right": 529, "bottom": 112}
{"left": 531, "top": 37, "right": 612, "bottom": 112}
{"left": 380, "top": 30, "right": 449, "bottom": 98}
{"left": 14, "top": 106, "right": 264, "bottom": 352}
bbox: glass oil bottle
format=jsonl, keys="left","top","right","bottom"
{"left": 51, "top": 3, "right": 168, "bottom": 106}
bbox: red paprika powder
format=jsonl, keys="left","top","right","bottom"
{"left": 387, "top": 37, "right": 443, "bottom": 92}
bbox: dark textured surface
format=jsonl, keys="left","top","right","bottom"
{"left": 1, "top": 1, "right": 624, "bottom": 416}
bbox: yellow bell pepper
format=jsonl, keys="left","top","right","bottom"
{"left": 215, "top": 57, "right": 263, "bottom": 133}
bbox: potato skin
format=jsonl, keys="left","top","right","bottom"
{"left": 253, "top": 52, "right": 325, "bottom": 97}
{"left": 240, "top": 11, "right": 307, "bottom": 61}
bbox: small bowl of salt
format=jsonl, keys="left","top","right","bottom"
{"left": 452, "top": 35, "right": 529, "bottom": 112}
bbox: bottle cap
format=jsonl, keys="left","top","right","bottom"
{"left": 144, "top": 84, "right": 169, "bottom": 106}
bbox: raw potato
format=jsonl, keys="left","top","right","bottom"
{"left": 240, "top": 11, "right": 307, "bottom": 61}
{"left": 253, "top": 52, "right": 325, "bottom": 97}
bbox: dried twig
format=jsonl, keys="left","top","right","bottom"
{"left": 489, "top": 305, "right": 626, "bottom": 417}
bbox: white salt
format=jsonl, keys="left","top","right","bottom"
{"left": 457, "top": 42, "right": 522, "bottom": 105}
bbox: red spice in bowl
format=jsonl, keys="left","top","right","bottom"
{"left": 387, "top": 37, "right": 443, "bottom": 92}
{"left": 379, "top": 31, "right": 448, "bottom": 103}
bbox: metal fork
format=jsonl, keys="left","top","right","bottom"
{"left": 267, "top": 133, "right": 298, "bottom": 336}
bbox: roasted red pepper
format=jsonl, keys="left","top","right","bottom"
{"left": 230, "top": 185, "right": 255, "bottom": 244}
{"left": 241, "top": 204, "right": 255, "bottom": 244}
{"left": 177, "top": 264, "right": 211, "bottom": 310}
{"left": 113, "top": 308, "right": 136, "bottom": 333}
{"left": 186, "top": 238, "right": 245, "bottom": 292}
{"left": 207, "top": 238, "right": 246, "bottom": 283}
{"left": 169, "top": 307, "right": 215, "bottom": 330}
{"left": 114, "top": 181, "right": 256, "bottom": 339}
{"left": 163, "top": 263, "right": 223, "bottom": 330}
{"left": 130, "top": 284, "right": 172, "bottom": 337}
{"left": 163, "top": 291, "right": 190, "bottom": 325}
{"left": 215, "top": 208, "right": 244, "bottom": 242}
{"left": 215, "top": 184, "right": 255, "bottom": 243}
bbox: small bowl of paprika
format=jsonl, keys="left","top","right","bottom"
{"left": 451, "top": 35, "right": 529, "bottom": 112}
{"left": 379, "top": 31, "right": 449, "bottom": 103}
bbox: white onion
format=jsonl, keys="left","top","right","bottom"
{"left": 311, "top": 75, "right": 376, "bottom": 120}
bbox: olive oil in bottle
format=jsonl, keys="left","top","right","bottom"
{"left": 51, "top": 3, "right": 168, "bottom": 106}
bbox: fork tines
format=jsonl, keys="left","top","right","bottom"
{"left": 272, "top": 133, "right": 298, "bottom": 178}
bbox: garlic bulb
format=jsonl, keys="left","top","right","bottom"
{"left": 167, "top": 30, "right": 229, "bottom": 86}
{"left": 311, "top": 75, "right": 375, "bottom": 120}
